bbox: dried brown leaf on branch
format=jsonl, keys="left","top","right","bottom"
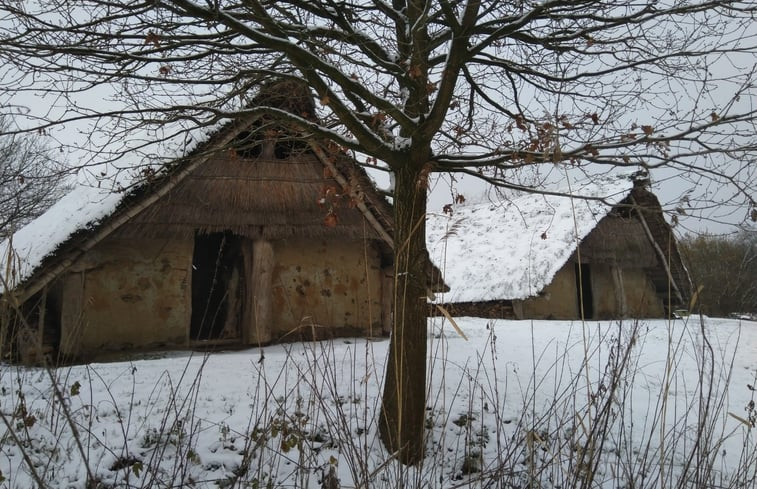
{"left": 144, "top": 31, "right": 161, "bottom": 48}
{"left": 323, "top": 211, "right": 338, "bottom": 228}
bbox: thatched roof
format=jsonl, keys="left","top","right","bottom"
{"left": 113, "top": 144, "right": 391, "bottom": 242}
{"left": 427, "top": 173, "right": 691, "bottom": 306}
{"left": 0, "top": 110, "right": 396, "bottom": 302}
{"left": 627, "top": 185, "right": 692, "bottom": 305}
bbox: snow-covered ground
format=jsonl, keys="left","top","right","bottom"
{"left": 0, "top": 316, "right": 755, "bottom": 488}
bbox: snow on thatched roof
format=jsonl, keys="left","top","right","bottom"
{"left": 427, "top": 173, "right": 637, "bottom": 303}
{"left": 0, "top": 117, "right": 233, "bottom": 291}
{"left": 1, "top": 184, "right": 123, "bottom": 288}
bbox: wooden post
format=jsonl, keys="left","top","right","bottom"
{"left": 250, "top": 240, "right": 274, "bottom": 345}
{"left": 37, "top": 287, "right": 47, "bottom": 348}
{"left": 611, "top": 265, "right": 627, "bottom": 317}
{"left": 60, "top": 272, "right": 85, "bottom": 358}
{"left": 512, "top": 300, "right": 524, "bottom": 320}
{"left": 26, "top": 286, "right": 48, "bottom": 364}
{"left": 381, "top": 266, "right": 394, "bottom": 335}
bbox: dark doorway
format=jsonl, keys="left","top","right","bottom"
{"left": 575, "top": 262, "right": 594, "bottom": 320}
{"left": 191, "top": 232, "right": 245, "bottom": 341}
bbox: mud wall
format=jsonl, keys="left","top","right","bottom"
{"left": 271, "top": 238, "right": 383, "bottom": 339}
{"left": 54, "top": 235, "right": 386, "bottom": 358}
{"left": 515, "top": 262, "right": 664, "bottom": 320}
{"left": 622, "top": 268, "right": 664, "bottom": 317}
{"left": 59, "top": 237, "right": 192, "bottom": 358}
{"left": 590, "top": 264, "right": 618, "bottom": 319}
{"left": 517, "top": 266, "right": 580, "bottom": 319}
{"left": 585, "top": 264, "right": 663, "bottom": 319}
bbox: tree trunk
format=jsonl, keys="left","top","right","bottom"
{"left": 379, "top": 158, "right": 430, "bottom": 465}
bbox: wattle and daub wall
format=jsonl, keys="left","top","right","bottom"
{"left": 27, "top": 148, "right": 390, "bottom": 361}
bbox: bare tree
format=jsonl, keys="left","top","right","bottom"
{"left": 0, "top": 116, "right": 68, "bottom": 240}
{"left": 0, "top": 0, "right": 755, "bottom": 464}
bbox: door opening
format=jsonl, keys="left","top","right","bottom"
{"left": 191, "top": 231, "right": 245, "bottom": 341}
{"left": 575, "top": 262, "right": 594, "bottom": 320}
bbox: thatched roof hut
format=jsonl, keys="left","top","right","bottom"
{"left": 427, "top": 174, "right": 691, "bottom": 319}
{"left": 0, "top": 83, "right": 441, "bottom": 364}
